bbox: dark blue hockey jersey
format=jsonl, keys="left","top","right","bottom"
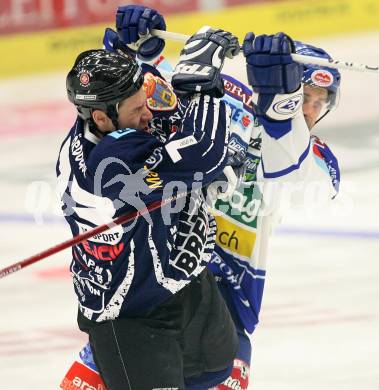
{"left": 57, "top": 94, "right": 230, "bottom": 321}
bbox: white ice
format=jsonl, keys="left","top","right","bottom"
{"left": 0, "top": 31, "right": 378, "bottom": 390}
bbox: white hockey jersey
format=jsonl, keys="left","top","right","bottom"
{"left": 208, "top": 73, "right": 340, "bottom": 333}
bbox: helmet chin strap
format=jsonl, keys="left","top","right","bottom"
{"left": 107, "top": 103, "right": 121, "bottom": 131}
{"left": 315, "top": 109, "right": 330, "bottom": 125}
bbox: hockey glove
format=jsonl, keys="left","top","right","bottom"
{"left": 171, "top": 26, "right": 240, "bottom": 98}
{"left": 243, "top": 32, "right": 304, "bottom": 121}
{"left": 208, "top": 146, "right": 247, "bottom": 201}
{"left": 103, "top": 28, "right": 132, "bottom": 56}
{"left": 116, "top": 5, "right": 166, "bottom": 61}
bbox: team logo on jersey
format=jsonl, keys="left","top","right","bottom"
{"left": 143, "top": 72, "right": 177, "bottom": 111}
{"left": 311, "top": 69, "right": 334, "bottom": 87}
{"left": 79, "top": 72, "right": 90, "bottom": 86}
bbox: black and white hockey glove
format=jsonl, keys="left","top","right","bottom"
{"left": 207, "top": 147, "right": 247, "bottom": 202}
{"left": 171, "top": 26, "right": 240, "bottom": 98}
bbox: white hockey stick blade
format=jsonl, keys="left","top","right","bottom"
{"left": 151, "top": 29, "right": 379, "bottom": 75}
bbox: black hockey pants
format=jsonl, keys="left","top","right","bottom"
{"left": 77, "top": 268, "right": 238, "bottom": 390}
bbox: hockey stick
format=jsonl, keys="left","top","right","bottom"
{"left": 151, "top": 29, "right": 379, "bottom": 75}
{"left": 0, "top": 193, "right": 186, "bottom": 279}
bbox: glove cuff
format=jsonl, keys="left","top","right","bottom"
{"left": 252, "top": 84, "right": 304, "bottom": 121}
{"left": 137, "top": 38, "right": 166, "bottom": 62}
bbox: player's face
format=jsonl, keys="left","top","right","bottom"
{"left": 302, "top": 85, "right": 329, "bottom": 130}
{"left": 117, "top": 87, "right": 153, "bottom": 131}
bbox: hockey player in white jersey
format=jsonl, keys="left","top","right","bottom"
{"left": 207, "top": 34, "right": 341, "bottom": 390}
{"left": 60, "top": 5, "right": 341, "bottom": 390}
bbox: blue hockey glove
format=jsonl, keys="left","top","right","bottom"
{"left": 243, "top": 32, "right": 304, "bottom": 121}
{"left": 116, "top": 5, "right": 166, "bottom": 61}
{"left": 103, "top": 28, "right": 132, "bottom": 56}
{"left": 172, "top": 26, "right": 240, "bottom": 98}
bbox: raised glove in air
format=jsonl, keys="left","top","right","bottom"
{"left": 116, "top": 5, "right": 166, "bottom": 61}
{"left": 172, "top": 26, "right": 240, "bottom": 97}
{"left": 243, "top": 32, "right": 304, "bottom": 121}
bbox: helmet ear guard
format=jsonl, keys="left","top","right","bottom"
{"left": 294, "top": 41, "right": 341, "bottom": 123}
{"left": 66, "top": 49, "right": 144, "bottom": 129}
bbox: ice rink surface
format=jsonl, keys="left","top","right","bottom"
{"left": 0, "top": 31, "right": 379, "bottom": 389}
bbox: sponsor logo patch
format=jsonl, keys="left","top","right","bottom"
{"left": 152, "top": 388, "right": 179, "bottom": 390}
{"left": 60, "top": 360, "right": 106, "bottom": 390}
{"left": 273, "top": 94, "right": 303, "bottom": 115}
{"left": 82, "top": 241, "right": 125, "bottom": 262}
{"left": 311, "top": 69, "right": 334, "bottom": 87}
{"left": 223, "top": 77, "right": 253, "bottom": 110}
{"left": 143, "top": 165, "right": 163, "bottom": 189}
{"left": 75, "top": 94, "right": 97, "bottom": 101}
{"left": 228, "top": 137, "right": 247, "bottom": 155}
{"left": 241, "top": 115, "right": 251, "bottom": 128}
{"left": 133, "top": 67, "right": 142, "bottom": 83}
{"left": 217, "top": 358, "right": 250, "bottom": 390}
{"left": 71, "top": 134, "right": 87, "bottom": 177}
{"left": 77, "top": 222, "right": 123, "bottom": 245}
{"left": 215, "top": 216, "right": 257, "bottom": 258}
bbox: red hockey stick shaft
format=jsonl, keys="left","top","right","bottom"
{"left": 0, "top": 193, "right": 184, "bottom": 279}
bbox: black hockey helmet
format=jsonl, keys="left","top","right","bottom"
{"left": 66, "top": 49, "right": 144, "bottom": 128}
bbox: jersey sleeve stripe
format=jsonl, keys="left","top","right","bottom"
{"left": 261, "top": 140, "right": 310, "bottom": 178}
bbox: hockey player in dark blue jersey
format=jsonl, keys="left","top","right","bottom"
{"left": 58, "top": 24, "right": 243, "bottom": 390}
